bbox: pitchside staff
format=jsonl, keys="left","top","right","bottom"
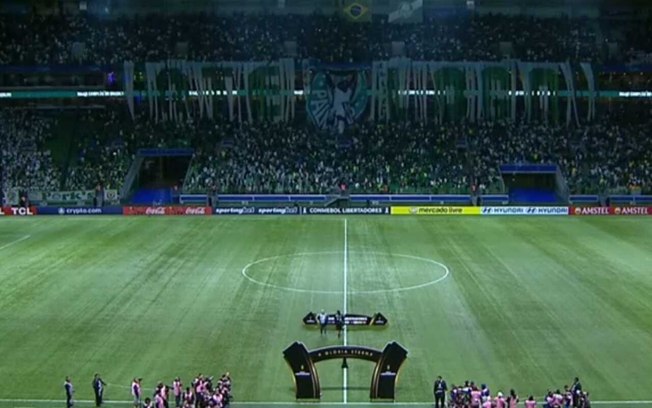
{"left": 64, "top": 377, "right": 74, "bottom": 408}
{"left": 335, "top": 310, "right": 343, "bottom": 338}
{"left": 92, "top": 374, "right": 107, "bottom": 407}
{"left": 433, "top": 375, "right": 447, "bottom": 408}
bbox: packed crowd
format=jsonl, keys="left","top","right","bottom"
{"left": 0, "top": 12, "right": 649, "bottom": 65}
{"left": 189, "top": 121, "right": 469, "bottom": 194}
{"left": 2, "top": 108, "right": 650, "bottom": 196}
{"left": 441, "top": 377, "right": 590, "bottom": 408}
{"left": 189, "top": 118, "right": 651, "bottom": 196}
{"left": 468, "top": 117, "right": 652, "bottom": 195}
{"left": 603, "top": 15, "right": 652, "bottom": 64}
{"left": 0, "top": 111, "right": 61, "bottom": 194}
{"left": 62, "top": 108, "right": 224, "bottom": 192}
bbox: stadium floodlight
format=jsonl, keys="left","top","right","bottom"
{"left": 388, "top": 0, "right": 422, "bottom": 23}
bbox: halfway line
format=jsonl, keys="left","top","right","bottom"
{"left": 342, "top": 218, "right": 349, "bottom": 404}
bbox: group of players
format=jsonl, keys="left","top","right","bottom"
{"left": 131, "top": 374, "right": 232, "bottom": 408}
{"left": 63, "top": 373, "right": 232, "bottom": 408}
{"left": 434, "top": 376, "right": 590, "bottom": 408}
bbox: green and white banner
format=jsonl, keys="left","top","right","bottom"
{"left": 126, "top": 59, "right": 594, "bottom": 125}
{"left": 141, "top": 59, "right": 296, "bottom": 123}
{"left": 27, "top": 190, "right": 119, "bottom": 204}
{"left": 305, "top": 64, "right": 369, "bottom": 133}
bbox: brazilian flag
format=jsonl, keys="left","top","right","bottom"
{"left": 341, "top": 0, "right": 372, "bottom": 22}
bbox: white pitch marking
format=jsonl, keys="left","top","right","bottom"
{"left": 343, "top": 219, "right": 348, "bottom": 404}
{"left": 241, "top": 251, "right": 450, "bottom": 295}
{"left": 0, "top": 235, "right": 31, "bottom": 251}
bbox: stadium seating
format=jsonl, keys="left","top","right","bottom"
{"left": 0, "top": 11, "right": 651, "bottom": 199}
{"left": 0, "top": 13, "right": 649, "bottom": 65}
{"left": 2, "top": 108, "right": 650, "bottom": 197}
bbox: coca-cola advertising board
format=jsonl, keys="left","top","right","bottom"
{"left": 123, "top": 206, "right": 211, "bottom": 216}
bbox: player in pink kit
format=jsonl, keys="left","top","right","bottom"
{"left": 545, "top": 391, "right": 555, "bottom": 407}
{"left": 525, "top": 395, "right": 537, "bottom": 408}
{"left": 482, "top": 396, "right": 493, "bottom": 408}
{"left": 471, "top": 386, "right": 483, "bottom": 408}
{"left": 507, "top": 389, "right": 520, "bottom": 408}
{"left": 172, "top": 378, "right": 182, "bottom": 408}
{"left": 495, "top": 391, "right": 507, "bottom": 408}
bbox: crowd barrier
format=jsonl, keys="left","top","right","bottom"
{"left": 181, "top": 194, "right": 651, "bottom": 206}
{"left": 569, "top": 195, "right": 600, "bottom": 205}
{"left": 180, "top": 194, "right": 476, "bottom": 205}
{"left": 3, "top": 205, "right": 652, "bottom": 217}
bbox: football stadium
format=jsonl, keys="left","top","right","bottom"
{"left": 1, "top": 1, "right": 652, "bottom": 408}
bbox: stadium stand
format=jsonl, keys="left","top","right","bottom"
{"left": 2, "top": 109, "right": 649, "bottom": 196}
{"left": 0, "top": 111, "right": 61, "bottom": 192}
{"left": 0, "top": 8, "right": 651, "bottom": 200}
{"left": 0, "top": 12, "right": 648, "bottom": 65}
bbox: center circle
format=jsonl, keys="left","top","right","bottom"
{"left": 241, "top": 251, "right": 449, "bottom": 295}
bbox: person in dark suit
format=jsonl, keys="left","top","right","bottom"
{"left": 434, "top": 375, "right": 447, "bottom": 408}
{"left": 571, "top": 377, "right": 582, "bottom": 407}
{"left": 334, "top": 310, "right": 344, "bottom": 338}
{"left": 64, "top": 376, "right": 74, "bottom": 408}
{"left": 92, "top": 373, "right": 107, "bottom": 407}
{"left": 19, "top": 191, "right": 28, "bottom": 208}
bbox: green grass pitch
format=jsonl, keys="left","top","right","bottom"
{"left": 1, "top": 216, "right": 652, "bottom": 408}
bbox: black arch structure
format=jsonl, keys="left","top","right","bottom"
{"left": 283, "top": 341, "right": 408, "bottom": 400}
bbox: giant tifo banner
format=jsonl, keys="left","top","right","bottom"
{"left": 305, "top": 63, "right": 369, "bottom": 134}
{"left": 571, "top": 206, "right": 652, "bottom": 216}
{"left": 123, "top": 206, "right": 211, "bottom": 216}
{"left": 127, "top": 59, "right": 590, "bottom": 126}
